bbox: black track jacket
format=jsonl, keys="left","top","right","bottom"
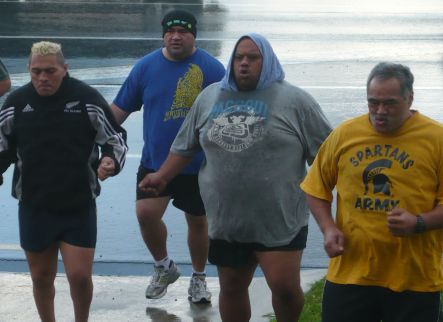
{"left": 0, "top": 74, "right": 127, "bottom": 211}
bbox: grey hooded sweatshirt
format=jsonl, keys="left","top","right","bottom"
{"left": 171, "top": 33, "right": 332, "bottom": 246}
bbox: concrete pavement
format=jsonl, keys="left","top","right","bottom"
{"left": 0, "top": 269, "right": 326, "bottom": 322}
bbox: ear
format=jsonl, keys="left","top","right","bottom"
{"left": 407, "top": 91, "right": 414, "bottom": 108}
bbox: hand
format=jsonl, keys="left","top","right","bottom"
{"left": 387, "top": 208, "right": 417, "bottom": 237}
{"left": 138, "top": 172, "right": 167, "bottom": 196}
{"left": 97, "top": 156, "right": 115, "bottom": 181}
{"left": 323, "top": 226, "right": 345, "bottom": 258}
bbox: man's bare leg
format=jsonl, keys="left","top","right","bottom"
{"left": 25, "top": 243, "right": 59, "bottom": 322}
{"left": 60, "top": 242, "right": 95, "bottom": 322}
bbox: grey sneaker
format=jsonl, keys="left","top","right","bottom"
{"left": 188, "top": 274, "right": 211, "bottom": 304}
{"left": 145, "top": 261, "right": 181, "bottom": 299}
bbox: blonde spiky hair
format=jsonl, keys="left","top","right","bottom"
{"left": 30, "top": 41, "right": 65, "bottom": 65}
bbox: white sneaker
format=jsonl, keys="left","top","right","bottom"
{"left": 145, "top": 261, "right": 180, "bottom": 299}
{"left": 188, "top": 274, "right": 211, "bottom": 304}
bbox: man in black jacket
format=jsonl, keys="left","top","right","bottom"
{"left": 0, "top": 41, "right": 127, "bottom": 322}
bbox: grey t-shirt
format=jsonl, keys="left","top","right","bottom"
{"left": 172, "top": 80, "right": 332, "bottom": 246}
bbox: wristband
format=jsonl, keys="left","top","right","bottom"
{"left": 415, "top": 215, "right": 426, "bottom": 234}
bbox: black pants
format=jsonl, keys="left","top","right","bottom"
{"left": 322, "top": 281, "right": 441, "bottom": 322}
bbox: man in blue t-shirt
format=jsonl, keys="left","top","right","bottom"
{"left": 111, "top": 9, "right": 225, "bottom": 303}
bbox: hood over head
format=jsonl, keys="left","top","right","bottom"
{"left": 220, "top": 33, "right": 285, "bottom": 92}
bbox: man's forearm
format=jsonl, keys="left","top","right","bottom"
{"left": 421, "top": 204, "right": 443, "bottom": 231}
{"left": 110, "top": 103, "right": 130, "bottom": 125}
{"left": 158, "top": 152, "right": 194, "bottom": 182}
{"left": 306, "top": 195, "right": 335, "bottom": 233}
{"left": 306, "top": 194, "right": 345, "bottom": 257}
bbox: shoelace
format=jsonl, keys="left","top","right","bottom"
{"left": 192, "top": 277, "right": 206, "bottom": 290}
{"left": 150, "top": 268, "right": 166, "bottom": 286}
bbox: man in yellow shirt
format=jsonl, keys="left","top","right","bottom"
{"left": 301, "top": 62, "right": 443, "bottom": 322}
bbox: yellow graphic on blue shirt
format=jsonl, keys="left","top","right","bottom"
{"left": 349, "top": 144, "right": 415, "bottom": 212}
{"left": 164, "top": 64, "right": 203, "bottom": 121}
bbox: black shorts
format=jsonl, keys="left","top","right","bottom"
{"left": 18, "top": 201, "right": 97, "bottom": 252}
{"left": 322, "top": 280, "right": 441, "bottom": 322}
{"left": 208, "top": 225, "right": 308, "bottom": 267}
{"left": 136, "top": 165, "right": 205, "bottom": 216}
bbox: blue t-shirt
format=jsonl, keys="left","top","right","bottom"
{"left": 114, "top": 48, "right": 225, "bottom": 174}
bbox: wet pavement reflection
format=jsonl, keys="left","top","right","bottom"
{"left": 2, "top": 271, "right": 333, "bottom": 321}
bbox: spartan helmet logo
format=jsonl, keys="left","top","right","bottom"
{"left": 362, "top": 159, "right": 393, "bottom": 196}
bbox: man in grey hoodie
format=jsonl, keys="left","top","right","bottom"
{"left": 139, "top": 33, "right": 332, "bottom": 321}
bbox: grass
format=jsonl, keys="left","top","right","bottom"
{"left": 269, "top": 278, "right": 443, "bottom": 322}
{"left": 298, "top": 278, "right": 325, "bottom": 322}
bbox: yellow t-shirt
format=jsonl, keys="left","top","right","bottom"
{"left": 301, "top": 112, "right": 443, "bottom": 292}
